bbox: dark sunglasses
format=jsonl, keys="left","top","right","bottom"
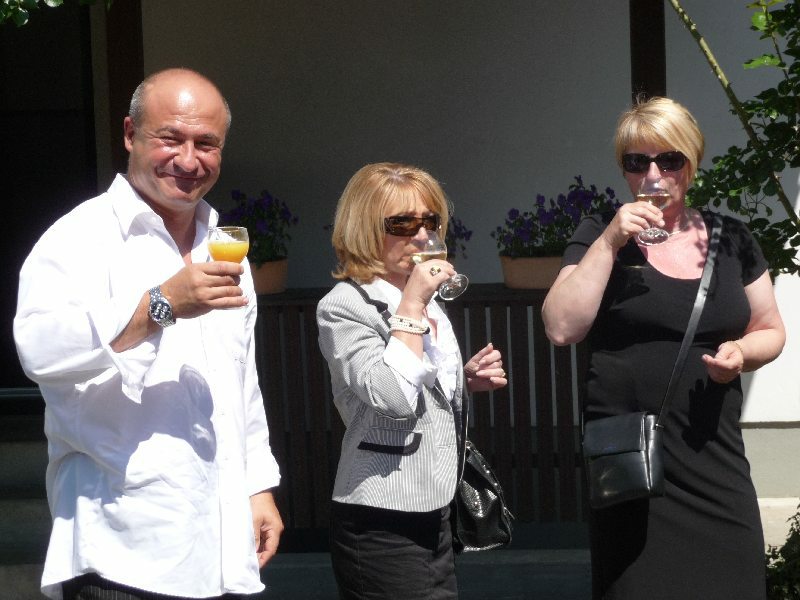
{"left": 383, "top": 214, "right": 441, "bottom": 236}
{"left": 622, "top": 151, "right": 687, "bottom": 173}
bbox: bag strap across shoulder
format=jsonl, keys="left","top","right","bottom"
{"left": 345, "top": 279, "right": 392, "bottom": 327}
{"left": 655, "top": 213, "right": 723, "bottom": 428}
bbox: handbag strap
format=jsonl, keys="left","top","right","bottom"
{"left": 457, "top": 383, "right": 470, "bottom": 481}
{"left": 345, "top": 279, "right": 392, "bottom": 327}
{"left": 655, "top": 213, "right": 722, "bottom": 428}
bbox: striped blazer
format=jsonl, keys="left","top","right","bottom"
{"left": 316, "top": 280, "right": 465, "bottom": 513}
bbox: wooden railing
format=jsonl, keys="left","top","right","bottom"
{"left": 255, "top": 283, "right": 589, "bottom": 537}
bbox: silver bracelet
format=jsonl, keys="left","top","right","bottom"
{"left": 388, "top": 315, "right": 429, "bottom": 335}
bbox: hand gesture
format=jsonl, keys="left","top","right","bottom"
{"left": 464, "top": 342, "right": 507, "bottom": 392}
{"left": 250, "top": 490, "right": 284, "bottom": 568}
{"left": 702, "top": 341, "right": 744, "bottom": 384}
{"left": 400, "top": 259, "right": 455, "bottom": 311}
{"left": 161, "top": 261, "right": 248, "bottom": 319}
{"left": 601, "top": 201, "right": 664, "bottom": 249}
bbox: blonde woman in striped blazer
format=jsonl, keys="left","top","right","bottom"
{"left": 317, "top": 163, "right": 507, "bottom": 600}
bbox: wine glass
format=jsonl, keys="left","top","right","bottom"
{"left": 636, "top": 179, "right": 671, "bottom": 246}
{"left": 208, "top": 226, "right": 250, "bottom": 262}
{"left": 410, "top": 230, "right": 469, "bottom": 300}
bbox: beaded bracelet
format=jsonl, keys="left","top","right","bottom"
{"left": 729, "top": 340, "right": 745, "bottom": 363}
{"left": 388, "top": 315, "right": 430, "bottom": 335}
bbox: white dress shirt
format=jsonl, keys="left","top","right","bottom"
{"left": 368, "top": 278, "right": 462, "bottom": 409}
{"left": 13, "top": 175, "right": 281, "bottom": 599}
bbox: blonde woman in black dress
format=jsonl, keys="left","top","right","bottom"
{"left": 542, "top": 97, "right": 785, "bottom": 599}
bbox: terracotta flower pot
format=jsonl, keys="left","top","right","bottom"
{"left": 500, "top": 255, "right": 562, "bottom": 289}
{"left": 250, "top": 258, "right": 288, "bottom": 295}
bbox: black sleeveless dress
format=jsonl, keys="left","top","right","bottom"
{"left": 564, "top": 211, "right": 767, "bottom": 600}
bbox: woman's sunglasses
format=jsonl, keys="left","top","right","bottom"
{"left": 622, "top": 151, "right": 687, "bottom": 173}
{"left": 383, "top": 214, "right": 441, "bottom": 236}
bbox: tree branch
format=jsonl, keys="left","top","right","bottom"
{"left": 667, "top": 0, "right": 798, "bottom": 228}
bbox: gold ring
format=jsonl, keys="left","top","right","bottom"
{"left": 429, "top": 266, "right": 442, "bottom": 276}
{"left": 501, "top": 370, "right": 506, "bottom": 378}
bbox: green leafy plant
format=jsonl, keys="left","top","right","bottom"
{"left": 221, "top": 189, "right": 299, "bottom": 267}
{"left": 1, "top": 0, "right": 111, "bottom": 27}
{"left": 491, "top": 176, "right": 619, "bottom": 258}
{"left": 669, "top": 0, "right": 800, "bottom": 277}
{"left": 766, "top": 503, "right": 800, "bottom": 599}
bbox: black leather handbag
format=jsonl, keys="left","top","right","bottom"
{"left": 451, "top": 392, "right": 514, "bottom": 553}
{"left": 583, "top": 411, "right": 664, "bottom": 509}
{"left": 451, "top": 439, "right": 514, "bottom": 552}
{"left": 582, "top": 215, "right": 722, "bottom": 510}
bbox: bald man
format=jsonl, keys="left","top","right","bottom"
{"left": 15, "top": 68, "right": 283, "bottom": 600}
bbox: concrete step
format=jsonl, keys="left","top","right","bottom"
{"left": 0, "top": 499, "right": 50, "bottom": 565}
{"left": 0, "top": 564, "right": 42, "bottom": 600}
{"left": 1, "top": 501, "right": 796, "bottom": 600}
{"left": 0, "top": 551, "right": 595, "bottom": 600}
{"left": 0, "top": 441, "right": 47, "bottom": 496}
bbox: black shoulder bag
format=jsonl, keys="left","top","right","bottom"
{"left": 582, "top": 215, "right": 722, "bottom": 510}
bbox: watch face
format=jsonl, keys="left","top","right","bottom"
{"left": 150, "top": 300, "right": 172, "bottom": 321}
{"left": 149, "top": 289, "right": 175, "bottom": 326}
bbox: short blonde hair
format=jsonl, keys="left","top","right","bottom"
{"left": 331, "top": 162, "right": 451, "bottom": 282}
{"left": 614, "top": 97, "right": 704, "bottom": 182}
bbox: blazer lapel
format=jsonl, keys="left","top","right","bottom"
{"left": 346, "top": 279, "right": 391, "bottom": 341}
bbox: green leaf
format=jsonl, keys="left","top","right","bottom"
{"left": 43, "top": 0, "right": 63, "bottom": 7}
{"left": 744, "top": 54, "right": 782, "bottom": 68}
{"left": 764, "top": 179, "right": 778, "bottom": 196}
{"left": 751, "top": 217, "right": 771, "bottom": 228}
{"left": 11, "top": 8, "right": 29, "bottom": 26}
{"left": 751, "top": 11, "right": 768, "bottom": 31}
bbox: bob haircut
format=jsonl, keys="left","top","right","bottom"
{"left": 614, "top": 96, "right": 704, "bottom": 183}
{"left": 331, "top": 162, "right": 451, "bottom": 282}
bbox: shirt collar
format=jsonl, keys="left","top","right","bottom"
{"left": 368, "top": 278, "right": 403, "bottom": 312}
{"left": 368, "top": 277, "right": 444, "bottom": 321}
{"left": 110, "top": 173, "right": 217, "bottom": 236}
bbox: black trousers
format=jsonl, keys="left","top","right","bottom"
{"left": 61, "top": 573, "right": 255, "bottom": 600}
{"left": 329, "top": 501, "right": 458, "bottom": 600}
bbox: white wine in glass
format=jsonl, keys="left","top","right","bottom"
{"left": 411, "top": 250, "right": 448, "bottom": 264}
{"left": 208, "top": 226, "right": 249, "bottom": 262}
{"left": 636, "top": 179, "right": 671, "bottom": 246}
{"left": 414, "top": 230, "right": 468, "bottom": 301}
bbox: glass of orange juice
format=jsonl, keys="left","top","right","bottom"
{"left": 208, "top": 226, "right": 249, "bottom": 263}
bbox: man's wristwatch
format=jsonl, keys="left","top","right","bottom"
{"left": 148, "top": 286, "right": 175, "bottom": 328}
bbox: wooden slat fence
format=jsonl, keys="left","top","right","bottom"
{"left": 255, "top": 283, "right": 589, "bottom": 536}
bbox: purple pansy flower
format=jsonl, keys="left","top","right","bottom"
{"left": 491, "top": 176, "right": 618, "bottom": 258}
{"left": 219, "top": 189, "right": 299, "bottom": 266}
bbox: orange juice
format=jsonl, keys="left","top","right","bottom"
{"left": 208, "top": 240, "right": 249, "bottom": 263}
